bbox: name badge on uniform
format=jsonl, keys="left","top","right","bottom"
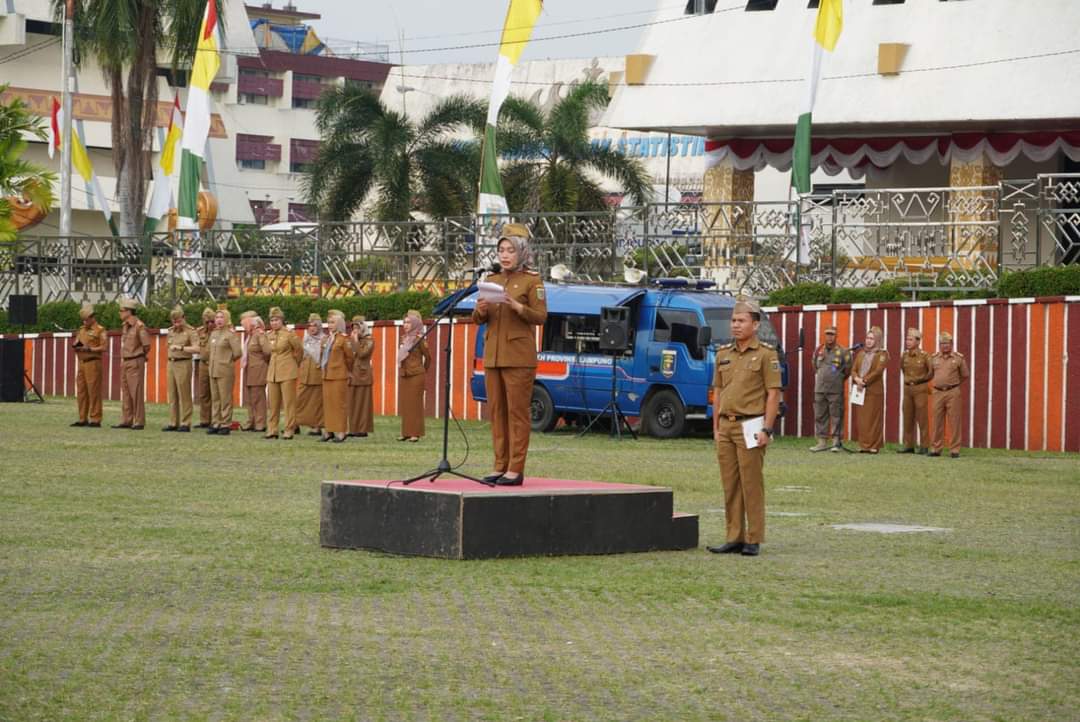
{"left": 535, "top": 286, "right": 545, "bottom": 300}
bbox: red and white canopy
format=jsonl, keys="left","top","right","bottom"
{"left": 704, "top": 131, "right": 1080, "bottom": 179}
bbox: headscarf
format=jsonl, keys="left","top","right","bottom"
{"left": 303, "top": 317, "right": 324, "bottom": 364}
{"left": 497, "top": 229, "right": 534, "bottom": 272}
{"left": 859, "top": 326, "right": 883, "bottom": 376}
{"left": 397, "top": 310, "right": 424, "bottom": 365}
{"left": 320, "top": 315, "right": 347, "bottom": 370}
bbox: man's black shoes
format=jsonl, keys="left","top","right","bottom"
{"left": 707, "top": 542, "right": 744, "bottom": 554}
{"left": 740, "top": 544, "right": 760, "bottom": 556}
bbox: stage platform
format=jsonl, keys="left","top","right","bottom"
{"left": 320, "top": 477, "right": 698, "bottom": 560}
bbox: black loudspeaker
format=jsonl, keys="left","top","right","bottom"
{"left": 8, "top": 295, "right": 37, "bottom": 326}
{"left": 0, "top": 338, "right": 25, "bottom": 402}
{"left": 599, "top": 306, "right": 631, "bottom": 352}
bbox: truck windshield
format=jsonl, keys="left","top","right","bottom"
{"left": 703, "top": 308, "right": 780, "bottom": 347}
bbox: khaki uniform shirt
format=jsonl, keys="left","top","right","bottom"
{"left": 298, "top": 333, "right": 325, "bottom": 385}
{"left": 74, "top": 322, "right": 107, "bottom": 361}
{"left": 931, "top": 352, "right": 969, "bottom": 389}
{"left": 349, "top": 337, "right": 375, "bottom": 386}
{"left": 471, "top": 270, "right": 547, "bottom": 368}
{"left": 266, "top": 328, "right": 303, "bottom": 383}
{"left": 208, "top": 328, "right": 242, "bottom": 378}
{"left": 196, "top": 325, "right": 213, "bottom": 362}
{"left": 813, "top": 343, "right": 851, "bottom": 394}
{"left": 166, "top": 323, "right": 198, "bottom": 361}
{"left": 121, "top": 318, "right": 151, "bottom": 361}
{"left": 712, "top": 338, "right": 783, "bottom": 417}
{"left": 399, "top": 340, "right": 430, "bottom": 378}
{"left": 852, "top": 349, "right": 889, "bottom": 386}
{"left": 244, "top": 332, "right": 272, "bottom": 385}
{"left": 321, "top": 334, "right": 355, "bottom": 382}
{"left": 901, "top": 348, "right": 933, "bottom": 386}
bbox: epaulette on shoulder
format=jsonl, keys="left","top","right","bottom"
{"left": 760, "top": 341, "right": 775, "bottom": 349}
{"left": 524, "top": 270, "right": 540, "bottom": 276}
{"left": 931, "top": 351, "right": 941, "bottom": 357}
{"left": 954, "top": 351, "right": 965, "bottom": 357}
{"left": 718, "top": 342, "right": 734, "bottom": 349}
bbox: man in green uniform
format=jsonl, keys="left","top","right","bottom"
{"left": 810, "top": 326, "right": 851, "bottom": 451}
{"left": 708, "top": 299, "right": 783, "bottom": 557}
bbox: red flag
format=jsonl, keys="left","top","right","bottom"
{"left": 48, "top": 97, "right": 61, "bottom": 159}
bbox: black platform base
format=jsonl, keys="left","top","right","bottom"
{"left": 320, "top": 477, "right": 698, "bottom": 559}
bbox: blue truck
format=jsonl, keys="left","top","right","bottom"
{"left": 451, "top": 279, "right": 786, "bottom": 438}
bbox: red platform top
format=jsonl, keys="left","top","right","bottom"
{"left": 325, "top": 477, "right": 668, "bottom": 496}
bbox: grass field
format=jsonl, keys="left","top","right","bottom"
{"left": 1, "top": 398, "right": 1077, "bottom": 721}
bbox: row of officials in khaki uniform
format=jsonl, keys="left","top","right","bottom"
{"left": 70, "top": 302, "right": 384, "bottom": 442}
{"left": 811, "top": 325, "right": 969, "bottom": 458}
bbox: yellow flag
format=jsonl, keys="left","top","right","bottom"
{"left": 498, "top": 0, "right": 543, "bottom": 65}
{"left": 814, "top": 0, "right": 843, "bottom": 52}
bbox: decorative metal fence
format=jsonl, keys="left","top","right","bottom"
{"left": 2, "top": 174, "right": 1077, "bottom": 307}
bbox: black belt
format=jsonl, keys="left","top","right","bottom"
{"left": 905, "top": 380, "right": 928, "bottom": 386}
{"left": 169, "top": 357, "right": 192, "bottom": 362}
{"left": 934, "top": 383, "right": 959, "bottom": 391}
{"left": 122, "top": 355, "right": 146, "bottom": 361}
{"left": 719, "top": 413, "right": 755, "bottom": 422}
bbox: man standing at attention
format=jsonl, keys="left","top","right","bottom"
{"left": 112, "top": 298, "right": 150, "bottom": 430}
{"left": 810, "top": 326, "right": 851, "bottom": 452}
{"left": 71, "top": 303, "right": 107, "bottom": 428}
{"left": 194, "top": 307, "right": 215, "bottom": 428}
{"left": 929, "top": 331, "right": 969, "bottom": 458}
{"left": 708, "top": 299, "right": 783, "bottom": 557}
{"left": 162, "top": 306, "right": 199, "bottom": 432}
{"left": 898, "top": 327, "right": 932, "bottom": 454}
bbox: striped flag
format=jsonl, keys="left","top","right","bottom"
{"left": 146, "top": 93, "right": 184, "bottom": 227}
{"left": 477, "top": 0, "right": 543, "bottom": 215}
{"left": 178, "top": 0, "right": 221, "bottom": 229}
{"left": 791, "top": 0, "right": 843, "bottom": 195}
{"left": 70, "top": 123, "right": 117, "bottom": 235}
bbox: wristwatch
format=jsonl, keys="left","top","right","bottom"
{"left": 762, "top": 428, "right": 774, "bottom": 438}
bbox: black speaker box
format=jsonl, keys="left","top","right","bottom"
{"left": 8, "top": 295, "right": 37, "bottom": 326}
{"left": 599, "top": 306, "right": 631, "bottom": 352}
{"left": 0, "top": 338, "right": 25, "bottom": 402}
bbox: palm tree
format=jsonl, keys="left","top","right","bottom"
{"left": 0, "top": 86, "right": 56, "bottom": 241}
{"left": 55, "top": 0, "right": 218, "bottom": 236}
{"left": 304, "top": 84, "right": 487, "bottom": 222}
{"left": 497, "top": 81, "right": 652, "bottom": 213}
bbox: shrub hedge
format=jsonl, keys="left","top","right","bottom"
{"left": 0, "top": 291, "right": 439, "bottom": 333}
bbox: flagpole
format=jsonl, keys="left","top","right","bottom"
{"left": 59, "top": 0, "right": 74, "bottom": 237}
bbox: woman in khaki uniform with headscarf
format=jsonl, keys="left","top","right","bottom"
{"left": 320, "top": 311, "right": 354, "bottom": 443}
{"left": 265, "top": 306, "right": 303, "bottom": 440}
{"left": 296, "top": 313, "right": 326, "bottom": 436}
{"left": 348, "top": 315, "right": 375, "bottom": 437}
{"left": 471, "top": 223, "right": 548, "bottom": 485}
{"left": 852, "top": 326, "right": 890, "bottom": 453}
{"left": 397, "top": 310, "right": 430, "bottom": 442}
{"left": 208, "top": 308, "right": 242, "bottom": 435}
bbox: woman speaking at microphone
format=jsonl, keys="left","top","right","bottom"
{"left": 470, "top": 224, "right": 548, "bottom": 486}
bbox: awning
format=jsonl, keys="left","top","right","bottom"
{"left": 704, "top": 131, "right": 1080, "bottom": 179}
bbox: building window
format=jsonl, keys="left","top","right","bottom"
{"left": 294, "top": 73, "right": 323, "bottom": 85}
{"left": 346, "top": 79, "right": 374, "bottom": 91}
{"left": 872, "top": 0, "right": 905, "bottom": 4}
{"left": 745, "top": 0, "right": 779, "bottom": 10}
{"left": 240, "top": 93, "right": 268, "bottom": 105}
{"left": 240, "top": 68, "right": 269, "bottom": 78}
{"left": 239, "top": 159, "right": 266, "bottom": 170}
{"left": 290, "top": 162, "right": 312, "bottom": 174}
{"left": 292, "top": 97, "right": 316, "bottom": 109}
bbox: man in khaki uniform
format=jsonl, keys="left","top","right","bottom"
{"left": 241, "top": 315, "right": 271, "bottom": 432}
{"left": 898, "top": 327, "right": 933, "bottom": 454}
{"left": 207, "top": 308, "right": 242, "bottom": 434}
{"left": 708, "top": 299, "right": 782, "bottom": 557}
{"left": 194, "top": 307, "right": 215, "bottom": 427}
{"left": 71, "top": 302, "right": 107, "bottom": 427}
{"left": 163, "top": 306, "right": 200, "bottom": 432}
{"left": 810, "top": 326, "right": 851, "bottom": 452}
{"left": 113, "top": 298, "right": 151, "bottom": 430}
{"left": 265, "top": 306, "right": 303, "bottom": 439}
{"left": 929, "top": 331, "right": 969, "bottom": 458}
{"left": 471, "top": 223, "right": 548, "bottom": 485}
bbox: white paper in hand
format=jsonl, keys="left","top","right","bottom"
{"left": 477, "top": 281, "right": 509, "bottom": 304}
{"left": 741, "top": 416, "right": 765, "bottom": 449}
{"left": 850, "top": 384, "right": 866, "bottom": 406}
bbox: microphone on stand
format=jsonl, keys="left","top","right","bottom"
{"left": 471, "top": 261, "right": 501, "bottom": 276}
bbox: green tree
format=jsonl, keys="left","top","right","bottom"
{"left": 304, "top": 85, "right": 487, "bottom": 222}
{"left": 498, "top": 81, "right": 652, "bottom": 213}
{"left": 0, "top": 85, "right": 56, "bottom": 241}
{"left": 54, "top": 0, "right": 221, "bottom": 236}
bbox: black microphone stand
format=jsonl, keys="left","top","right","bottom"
{"left": 400, "top": 269, "right": 492, "bottom": 486}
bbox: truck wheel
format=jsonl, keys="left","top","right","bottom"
{"left": 644, "top": 389, "right": 685, "bottom": 438}
{"left": 531, "top": 385, "right": 557, "bottom": 432}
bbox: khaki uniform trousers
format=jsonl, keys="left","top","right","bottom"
{"left": 244, "top": 385, "right": 267, "bottom": 430}
{"left": 267, "top": 380, "right": 297, "bottom": 437}
{"left": 348, "top": 385, "right": 374, "bottom": 434}
{"left": 932, "top": 386, "right": 963, "bottom": 454}
{"left": 902, "top": 383, "right": 929, "bottom": 449}
{"left": 715, "top": 417, "right": 766, "bottom": 545}
{"left": 120, "top": 358, "right": 146, "bottom": 426}
{"left": 813, "top": 392, "right": 844, "bottom": 441}
{"left": 210, "top": 372, "right": 235, "bottom": 428}
{"left": 195, "top": 361, "right": 212, "bottom": 425}
{"left": 485, "top": 366, "right": 535, "bottom": 475}
{"left": 167, "top": 359, "right": 194, "bottom": 427}
{"left": 76, "top": 358, "right": 103, "bottom": 423}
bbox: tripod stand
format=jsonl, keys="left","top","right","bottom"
{"left": 577, "top": 351, "right": 636, "bottom": 440}
{"left": 400, "top": 278, "right": 492, "bottom": 486}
